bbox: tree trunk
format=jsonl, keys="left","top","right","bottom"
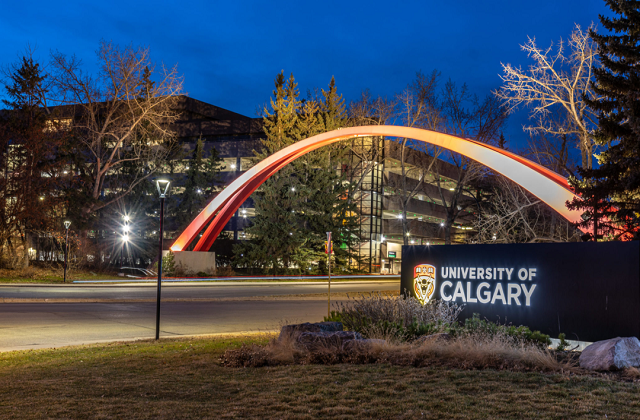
{"left": 445, "top": 221, "right": 452, "bottom": 245}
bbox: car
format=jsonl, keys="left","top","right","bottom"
{"left": 118, "top": 267, "right": 157, "bottom": 278}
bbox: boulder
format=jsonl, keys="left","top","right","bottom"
{"left": 278, "top": 322, "right": 343, "bottom": 341}
{"left": 297, "top": 331, "right": 362, "bottom": 350}
{"left": 579, "top": 337, "right": 640, "bottom": 371}
{"left": 413, "top": 333, "right": 452, "bottom": 346}
{"left": 342, "top": 338, "right": 386, "bottom": 351}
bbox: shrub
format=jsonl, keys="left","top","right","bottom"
{"left": 326, "top": 292, "right": 462, "bottom": 330}
{"left": 151, "top": 251, "right": 176, "bottom": 276}
{"left": 326, "top": 294, "right": 550, "bottom": 348}
{"left": 447, "top": 313, "right": 551, "bottom": 348}
{"left": 216, "top": 265, "right": 236, "bottom": 276}
{"left": 555, "top": 333, "right": 569, "bottom": 351}
{"left": 325, "top": 292, "right": 462, "bottom": 342}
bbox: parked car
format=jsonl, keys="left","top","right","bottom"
{"left": 118, "top": 267, "right": 156, "bottom": 278}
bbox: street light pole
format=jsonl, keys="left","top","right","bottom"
{"left": 63, "top": 221, "right": 71, "bottom": 283}
{"left": 155, "top": 179, "right": 171, "bottom": 340}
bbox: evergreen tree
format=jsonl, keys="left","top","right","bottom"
{"left": 1, "top": 54, "right": 71, "bottom": 267}
{"left": 301, "top": 77, "right": 360, "bottom": 271}
{"left": 235, "top": 72, "right": 305, "bottom": 273}
{"left": 569, "top": 1, "right": 640, "bottom": 239}
{"left": 235, "top": 73, "right": 360, "bottom": 274}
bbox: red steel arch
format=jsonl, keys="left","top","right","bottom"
{"left": 170, "top": 126, "right": 581, "bottom": 252}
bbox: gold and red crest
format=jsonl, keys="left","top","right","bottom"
{"left": 414, "top": 264, "right": 436, "bottom": 304}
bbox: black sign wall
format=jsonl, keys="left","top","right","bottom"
{"left": 401, "top": 242, "right": 640, "bottom": 342}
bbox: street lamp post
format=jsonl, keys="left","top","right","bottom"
{"left": 155, "top": 179, "right": 171, "bottom": 340}
{"left": 63, "top": 221, "right": 71, "bottom": 283}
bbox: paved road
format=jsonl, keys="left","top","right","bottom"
{"left": 0, "top": 300, "right": 336, "bottom": 352}
{"left": 0, "top": 281, "right": 399, "bottom": 352}
{"left": 0, "top": 281, "right": 398, "bottom": 301}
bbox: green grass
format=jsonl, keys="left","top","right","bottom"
{"left": 1, "top": 335, "right": 639, "bottom": 419}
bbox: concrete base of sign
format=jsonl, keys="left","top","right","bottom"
{"left": 163, "top": 250, "right": 216, "bottom": 275}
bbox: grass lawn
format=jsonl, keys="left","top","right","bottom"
{"left": 1, "top": 335, "right": 639, "bottom": 419}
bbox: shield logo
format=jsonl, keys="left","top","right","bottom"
{"left": 414, "top": 264, "right": 436, "bottom": 305}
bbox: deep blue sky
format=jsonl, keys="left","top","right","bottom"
{"left": 0, "top": 0, "right": 611, "bottom": 149}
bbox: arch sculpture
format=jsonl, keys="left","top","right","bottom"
{"left": 170, "top": 126, "right": 581, "bottom": 252}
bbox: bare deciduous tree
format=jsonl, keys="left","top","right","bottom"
{"left": 393, "top": 71, "right": 443, "bottom": 245}
{"left": 472, "top": 175, "right": 580, "bottom": 244}
{"left": 425, "top": 80, "right": 507, "bottom": 244}
{"left": 49, "top": 41, "right": 184, "bottom": 215}
{"left": 495, "top": 24, "right": 600, "bottom": 169}
{"left": 346, "top": 90, "right": 396, "bottom": 192}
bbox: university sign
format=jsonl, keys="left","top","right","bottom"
{"left": 436, "top": 265, "right": 538, "bottom": 306}
{"left": 402, "top": 242, "right": 640, "bottom": 342}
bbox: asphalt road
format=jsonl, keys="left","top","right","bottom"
{"left": 0, "top": 281, "right": 399, "bottom": 352}
{"left": 0, "top": 300, "right": 336, "bottom": 352}
{"left": 0, "top": 281, "right": 399, "bottom": 301}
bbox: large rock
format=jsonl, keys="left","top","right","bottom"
{"left": 297, "top": 331, "right": 362, "bottom": 350}
{"left": 579, "top": 337, "right": 640, "bottom": 371}
{"left": 278, "top": 322, "right": 343, "bottom": 341}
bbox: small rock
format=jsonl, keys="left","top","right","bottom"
{"left": 342, "top": 338, "right": 386, "bottom": 351}
{"left": 413, "top": 333, "right": 452, "bottom": 346}
{"left": 278, "top": 322, "right": 343, "bottom": 341}
{"left": 297, "top": 331, "right": 362, "bottom": 350}
{"left": 579, "top": 337, "right": 640, "bottom": 371}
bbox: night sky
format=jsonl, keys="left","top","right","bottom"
{"left": 0, "top": 0, "right": 612, "bottom": 149}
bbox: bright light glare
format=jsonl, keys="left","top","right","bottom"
{"left": 123, "top": 235, "right": 129, "bottom": 242}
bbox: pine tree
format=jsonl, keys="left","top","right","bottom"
{"left": 235, "top": 72, "right": 304, "bottom": 274}
{"left": 301, "top": 76, "right": 360, "bottom": 271}
{"left": 568, "top": 1, "right": 640, "bottom": 239}
{"left": 1, "top": 54, "right": 70, "bottom": 267}
{"left": 235, "top": 73, "right": 360, "bottom": 273}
